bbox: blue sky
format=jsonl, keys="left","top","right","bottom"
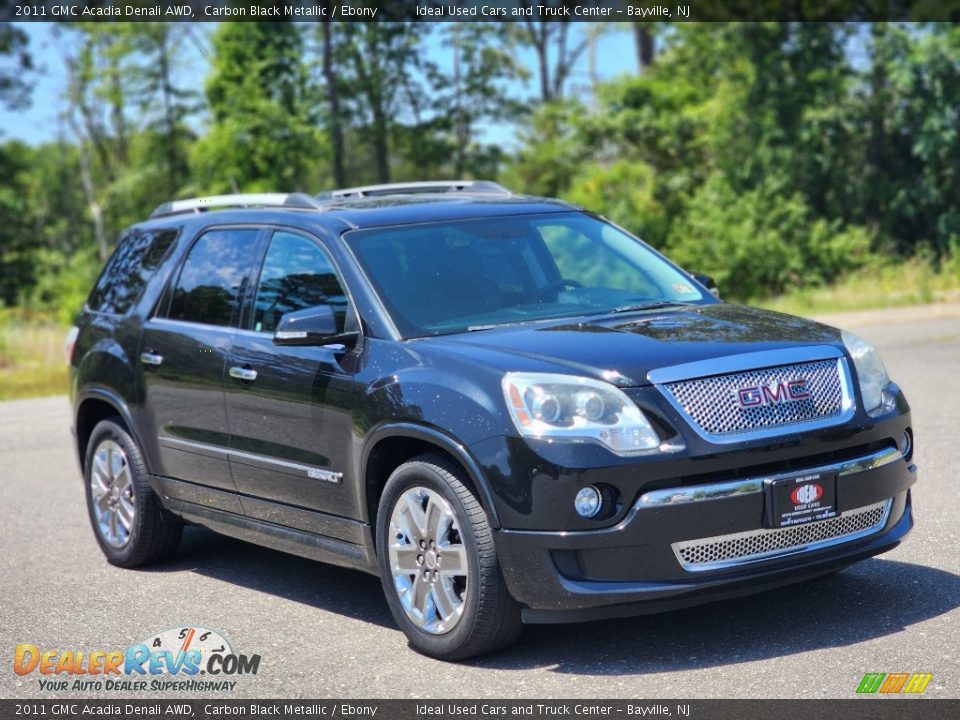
{"left": 0, "top": 22, "right": 639, "bottom": 147}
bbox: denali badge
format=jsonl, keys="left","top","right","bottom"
{"left": 737, "top": 379, "right": 810, "bottom": 408}
{"left": 308, "top": 468, "right": 343, "bottom": 484}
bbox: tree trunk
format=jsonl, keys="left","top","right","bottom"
{"left": 372, "top": 112, "right": 390, "bottom": 184}
{"left": 453, "top": 29, "right": 466, "bottom": 178}
{"left": 322, "top": 16, "right": 346, "bottom": 188}
{"left": 866, "top": 22, "right": 887, "bottom": 238}
{"left": 157, "top": 28, "right": 179, "bottom": 194}
{"left": 524, "top": 19, "right": 552, "bottom": 102}
{"left": 634, "top": 24, "right": 655, "bottom": 74}
{"left": 105, "top": 36, "right": 128, "bottom": 166}
{"left": 68, "top": 115, "right": 108, "bottom": 262}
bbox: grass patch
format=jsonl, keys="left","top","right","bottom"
{"left": 0, "top": 314, "right": 69, "bottom": 401}
{"left": 755, "top": 255, "right": 960, "bottom": 316}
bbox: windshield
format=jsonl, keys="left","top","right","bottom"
{"left": 346, "top": 212, "right": 709, "bottom": 337}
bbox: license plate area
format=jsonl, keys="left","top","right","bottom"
{"left": 764, "top": 470, "right": 838, "bottom": 529}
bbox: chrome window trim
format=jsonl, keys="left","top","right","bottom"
{"left": 650, "top": 350, "right": 856, "bottom": 444}
{"left": 147, "top": 316, "right": 239, "bottom": 331}
{"left": 636, "top": 445, "right": 903, "bottom": 509}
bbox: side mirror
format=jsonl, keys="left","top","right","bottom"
{"left": 273, "top": 305, "right": 340, "bottom": 346}
{"left": 691, "top": 272, "right": 721, "bottom": 299}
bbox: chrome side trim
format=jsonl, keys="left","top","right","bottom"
{"left": 160, "top": 436, "right": 342, "bottom": 483}
{"left": 636, "top": 445, "right": 903, "bottom": 508}
{"left": 654, "top": 356, "right": 856, "bottom": 445}
{"left": 647, "top": 345, "right": 844, "bottom": 385}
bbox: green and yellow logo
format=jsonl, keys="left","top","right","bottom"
{"left": 857, "top": 673, "right": 933, "bottom": 694}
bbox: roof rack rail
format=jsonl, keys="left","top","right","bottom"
{"left": 149, "top": 192, "right": 323, "bottom": 219}
{"left": 316, "top": 180, "right": 512, "bottom": 201}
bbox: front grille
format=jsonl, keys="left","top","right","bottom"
{"left": 672, "top": 501, "right": 890, "bottom": 571}
{"left": 661, "top": 359, "right": 845, "bottom": 437}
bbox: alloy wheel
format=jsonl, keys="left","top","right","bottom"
{"left": 89, "top": 439, "right": 136, "bottom": 548}
{"left": 387, "top": 486, "right": 469, "bottom": 634}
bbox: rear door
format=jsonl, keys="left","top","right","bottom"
{"left": 138, "top": 226, "right": 264, "bottom": 512}
{"left": 223, "top": 228, "right": 363, "bottom": 540}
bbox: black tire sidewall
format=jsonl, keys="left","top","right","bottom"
{"left": 376, "top": 460, "right": 486, "bottom": 658}
{"left": 83, "top": 419, "right": 152, "bottom": 566}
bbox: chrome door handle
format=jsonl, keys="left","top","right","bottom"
{"left": 140, "top": 352, "right": 164, "bottom": 366}
{"left": 229, "top": 366, "right": 258, "bottom": 382}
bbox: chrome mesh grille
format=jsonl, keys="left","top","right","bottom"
{"left": 672, "top": 501, "right": 890, "bottom": 571}
{"left": 662, "top": 359, "right": 844, "bottom": 436}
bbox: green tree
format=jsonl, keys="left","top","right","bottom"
{"left": 503, "top": 98, "right": 590, "bottom": 197}
{"left": 0, "top": 22, "right": 33, "bottom": 112}
{"left": 438, "top": 23, "right": 528, "bottom": 178}
{"left": 192, "top": 21, "right": 320, "bottom": 193}
{"left": 515, "top": 7, "right": 595, "bottom": 102}
{"left": 0, "top": 142, "right": 34, "bottom": 305}
{"left": 331, "top": 21, "right": 431, "bottom": 184}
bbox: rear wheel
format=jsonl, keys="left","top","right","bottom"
{"left": 376, "top": 454, "right": 523, "bottom": 660}
{"left": 84, "top": 418, "right": 182, "bottom": 567}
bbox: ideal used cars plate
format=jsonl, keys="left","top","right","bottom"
{"left": 764, "top": 470, "right": 839, "bottom": 529}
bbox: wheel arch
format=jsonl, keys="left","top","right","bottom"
{"left": 75, "top": 388, "right": 143, "bottom": 473}
{"left": 361, "top": 423, "right": 502, "bottom": 540}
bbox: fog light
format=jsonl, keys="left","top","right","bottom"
{"left": 575, "top": 486, "right": 602, "bottom": 518}
{"left": 901, "top": 430, "right": 912, "bottom": 458}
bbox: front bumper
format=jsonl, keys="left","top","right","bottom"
{"left": 494, "top": 446, "right": 916, "bottom": 622}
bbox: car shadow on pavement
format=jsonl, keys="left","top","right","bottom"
{"left": 136, "top": 526, "right": 958, "bottom": 671}
{"left": 470, "top": 558, "right": 960, "bottom": 674}
{"left": 139, "top": 525, "right": 395, "bottom": 629}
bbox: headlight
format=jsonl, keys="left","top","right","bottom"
{"left": 842, "top": 330, "right": 891, "bottom": 413}
{"left": 502, "top": 372, "right": 661, "bottom": 455}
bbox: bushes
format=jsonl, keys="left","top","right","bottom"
{"left": 664, "top": 174, "right": 870, "bottom": 300}
{"left": 563, "top": 160, "right": 669, "bottom": 250}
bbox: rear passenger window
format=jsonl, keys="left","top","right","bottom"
{"left": 252, "top": 231, "right": 350, "bottom": 334}
{"left": 168, "top": 229, "right": 259, "bottom": 327}
{"left": 87, "top": 229, "right": 178, "bottom": 315}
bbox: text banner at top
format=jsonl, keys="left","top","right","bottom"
{"left": 4, "top": 0, "right": 960, "bottom": 23}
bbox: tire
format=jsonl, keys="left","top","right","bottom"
{"left": 83, "top": 418, "right": 182, "bottom": 568}
{"left": 376, "top": 453, "right": 523, "bottom": 660}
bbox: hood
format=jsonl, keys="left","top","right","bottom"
{"left": 415, "top": 304, "right": 844, "bottom": 387}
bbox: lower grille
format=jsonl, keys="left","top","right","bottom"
{"left": 672, "top": 501, "right": 891, "bottom": 572}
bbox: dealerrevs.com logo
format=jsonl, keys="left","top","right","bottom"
{"left": 14, "top": 626, "right": 261, "bottom": 692}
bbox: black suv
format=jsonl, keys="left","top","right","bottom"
{"left": 69, "top": 181, "right": 915, "bottom": 660}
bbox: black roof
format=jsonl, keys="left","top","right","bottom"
{"left": 134, "top": 193, "right": 580, "bottom": 237}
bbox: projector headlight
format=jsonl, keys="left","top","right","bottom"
{"left": 502, "top": 373, "right": 661, "bottom": 456}
{"left": 842, "top": 330, "right": 891, "bottom": 413}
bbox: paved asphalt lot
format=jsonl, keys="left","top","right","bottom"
{"left": 1, "top": 310, "right": 958, "bottom": 700}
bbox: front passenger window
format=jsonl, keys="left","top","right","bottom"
{"left": 253, "top": 231, "right": 350, "bottom": 334}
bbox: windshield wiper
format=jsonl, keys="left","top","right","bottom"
{"left": 606, "top": 301, "right": 693, "bottom": 314}
{"left": 466, "top": 320, "right": 538, "bottom": 332}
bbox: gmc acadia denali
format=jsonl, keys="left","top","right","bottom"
{"left": 68, "top": 181, "right": 916, "bottom": 660}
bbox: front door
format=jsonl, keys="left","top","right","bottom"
{"left": 223, "top": 229, "right": 362, "bottom": 540}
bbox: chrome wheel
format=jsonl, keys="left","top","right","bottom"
{"left": 388, "top": 486, "right": 468, "bottom": 634}
{"left": 89, "top": 439, "right": 136, "bottom": 548}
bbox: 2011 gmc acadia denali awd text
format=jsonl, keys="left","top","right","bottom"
{"left": 68, "top": 181, "right": 916, "bottom": 660}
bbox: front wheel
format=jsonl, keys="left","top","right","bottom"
{"left": 376, "top": 454, "right": 523, "bottom": 660}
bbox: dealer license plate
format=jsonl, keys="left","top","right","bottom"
{"left": 764, "top": 470, "right": 838, "bottom": 529}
